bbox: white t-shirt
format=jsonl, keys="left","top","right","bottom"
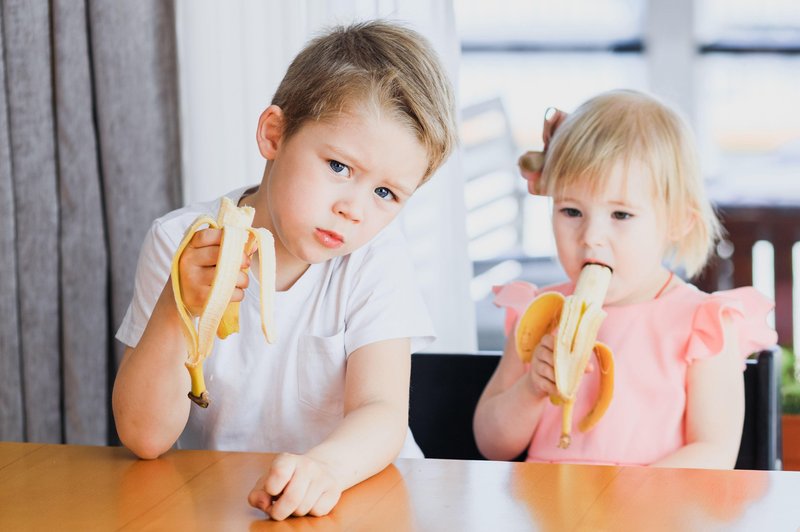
{"left": 116, "top": 187, "right": 434, "bottom": 457}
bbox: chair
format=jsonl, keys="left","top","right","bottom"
{"left": 735, "top": 346, "right": 783, "bottom": 470}
{"left": 409, "top": 348, "right": 783, "bottom": 469}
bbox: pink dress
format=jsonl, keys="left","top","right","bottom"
{"left": 493, "top": 281, "right": 778, "bottom": 466}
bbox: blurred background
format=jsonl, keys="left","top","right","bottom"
{"left": 453, "top": 0, "right": 800, "bottom": 351}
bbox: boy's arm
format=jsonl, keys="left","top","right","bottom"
{"left": 112, "top": 281, "right": 192, "bottom": 459}
{"left": 248, "top": 337, "right": 412, "bottom": 520}
{"left": 651, "top": 314, "right": 744, "bottom": 469}
{"left": 472, "top": 333, "right": 549, "bottom": 461}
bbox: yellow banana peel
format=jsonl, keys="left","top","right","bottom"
{"left": 171, "top": 196, "right": 276, "bottom": 408}
{"left": 515, "top": 263, "right": 614, "bottom": 448}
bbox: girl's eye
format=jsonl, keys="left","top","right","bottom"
{"left": 329, "top": 160, "right": 350, "bottom": 177}
{"left": 560, "top": 207, "right": 581, "bottom": 218}
{"left": 374, "top": 186, "right": 396, "bottom": 201}
{"left": 612, "top": 211, "right": 632, "bottom": 220}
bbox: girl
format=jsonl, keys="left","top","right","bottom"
{"left": 473, "top": 89, "right": 777, "bottom": 468}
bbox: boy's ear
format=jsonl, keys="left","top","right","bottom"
{"left": 256, "top": 105, "right": 285, "bottom": 160}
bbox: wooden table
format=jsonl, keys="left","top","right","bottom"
{"left": 2, "top": 442, "right": 799, "bottom": 531}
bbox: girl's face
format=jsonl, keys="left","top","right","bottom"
{"left": 552, "top": 159, "right": 673, "bottom": 306}
{"left": 262, "top": 105, "right": 428, "bottom": 275}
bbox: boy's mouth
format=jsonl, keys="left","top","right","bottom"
{"left": 315, "top": 228, "right": 344, "bottom": 249}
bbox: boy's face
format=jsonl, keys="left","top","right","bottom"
{"left": 551, "top": 159, "right": 671, "bottom": 306}
{"left": 263, "top": 107, "right": 428, "bottom": 268}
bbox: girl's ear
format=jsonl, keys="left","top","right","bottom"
{"left": 256, "top": 105, "right": 285, "bottom": 160}
{"left": 669, "top": 209, "right": 697, "bottom": 242}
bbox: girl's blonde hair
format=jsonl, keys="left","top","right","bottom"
{"left": 271, "top": 20, "right": 457, "bottom": 183}
{"left": 539, "top": 89, "right": 721, "bottom": 278}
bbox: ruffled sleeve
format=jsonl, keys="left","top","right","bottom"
{"left": 685, "top": 287, "right": 778, "bottom": 365}
{"left": 492, "top": 281, "right": 539, "bottom": 337}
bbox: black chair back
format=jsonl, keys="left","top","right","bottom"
{"left": 409, "top": 348, "right": 782, "bottom": 469}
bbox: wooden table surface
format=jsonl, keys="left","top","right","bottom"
{"left": 2, "top": 442, "right": 799, "bottom": 531}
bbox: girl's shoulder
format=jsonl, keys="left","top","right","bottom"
{"left": 491, "top": 280, "right": 572, "bottom": 337}
{"left": 681, "top": 285, "right": 778, "bottom": 363}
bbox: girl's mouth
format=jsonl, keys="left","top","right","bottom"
{"left": 315, "top": 228, "right": 344, "bottom": 249}
{"left": 582, "top": 260, "right": 613, "bottom": 273}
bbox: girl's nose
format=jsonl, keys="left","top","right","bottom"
{"left": 333, "top": 197, "right": 363, "bottom": 223}
{"left": 581, "top": 217, "right": 606, "bottom": 248}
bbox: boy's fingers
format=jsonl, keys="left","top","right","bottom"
{"left": 248, "top": 474, "right": 273, "bottom": 512}
{"left": 190, "top": 227, "right": 223, "bottom": 248}
{"left": 265, "top": 454, "right": 296, "bottom": 496}
{"left": 247, "top": 487, "right": 271, "bottom": 513}
{"left": 270, "top": 470, "right": 311, "bottom": 521}
{"left": 292, "top": 481, "right": 325, "bottom": 517}
{"left": 309, "top": 489, "right": 340, "bottom": 517}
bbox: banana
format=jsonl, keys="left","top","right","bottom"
{"left": 515, "top": 263, "right": 614, "bottom": 448}
{"left": 171, "top": 196, "right": 276, "bottom": 408}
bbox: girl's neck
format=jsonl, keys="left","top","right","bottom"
{"left": 653, "top": 270, "right": 675, "bottom": 299}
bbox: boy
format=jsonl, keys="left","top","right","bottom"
{"left": 112, "top": 21, "right": 456, "bottom": 520}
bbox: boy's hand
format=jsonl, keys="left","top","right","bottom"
{"left": 519, "top": 107, "right": 568, "bottom": 194}
{"left": 248, "top": 452, "right": 341, "bottom": 521}
{"left": 176, "top": 228, "right": 252, "bottom": 316}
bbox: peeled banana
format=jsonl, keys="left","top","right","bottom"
{"left": 515, "top": 263, "right": 614, "bottom": 448}
{"left": 171, "top": 196, "right": 276, "bottom": 408}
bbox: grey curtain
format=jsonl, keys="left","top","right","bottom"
{"left": 0, "top": 1, "right": 181, "bottom": 444}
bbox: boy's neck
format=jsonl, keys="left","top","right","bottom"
{"left": 238, "top": 185, "right": 310, "bottom": 292}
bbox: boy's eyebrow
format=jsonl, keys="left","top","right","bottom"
{"left": 384, "top": 179, "right": 415, "bottom": 198}
{"left": 326, "top": 143, "right": 415, "bottom": 197}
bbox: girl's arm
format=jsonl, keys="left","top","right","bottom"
{"left": 248, "top": 337, "right": 413, "bottom": 520}
{"left": 473, "top": 332, "right": 552, "bottom": 460}
{"left": 112, "top": 281, "right": 192, "bottom": 459}
{"left": 652, "top": 314, "right": 744, "bottom": 469}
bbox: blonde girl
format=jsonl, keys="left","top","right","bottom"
{"left": 474, "top": 89, "right": 776, "bottom": 468}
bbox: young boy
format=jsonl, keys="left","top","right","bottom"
{"left": 112, "top": 21, "right": 456, "bottom": 520}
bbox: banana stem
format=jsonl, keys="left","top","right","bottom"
{"left": 559, "top": 400, "right": 575, "bottom": 449}
{"left": 186, "top": 363, "right": 209, "bottom": 408}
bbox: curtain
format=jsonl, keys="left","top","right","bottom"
{"left": 175, "top": 0, "right": 477, "bottom": 352}
{"left": 0, "top": 0, "right": 181, "bottom": 444}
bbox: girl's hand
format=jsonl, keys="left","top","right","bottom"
{"left": 526, "top": 332, "right": 595, "bottom": 400}
{"left": 176, "top": 227, "right": 251, "bottom": 316}
{"left": 526, "top": 333, "right": 559, "bottom": 398}
{"left": 248, "top": 452, "right": 341, "bottom": 521}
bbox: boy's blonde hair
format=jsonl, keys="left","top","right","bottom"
{"left": 539, "top": 89, "right": 721, "bottom": 278}
{"left": 271, "top": 20, "right": 457, "bottom": 182}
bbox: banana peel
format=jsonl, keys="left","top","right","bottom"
{"left": 171, "top": 196, "right": 276, "bottom": 408}
{"left": 515, "top": 263, "right": 614, "bottom": 448}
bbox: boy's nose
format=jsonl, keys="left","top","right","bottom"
{"left": 333, "top": 197, "right": 362, "bottom": 223}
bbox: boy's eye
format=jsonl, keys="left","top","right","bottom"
{"left": 612, "top": 211, "right": 632, "bottom": 220}
{"left": 374, "top": 186, "right": 396, "bottom": 201}
{"left": 560, "top": 207, "right": 581, "bottom": 218}
{"left": 329, "top": 160, "right": 350, "bottom": 177}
